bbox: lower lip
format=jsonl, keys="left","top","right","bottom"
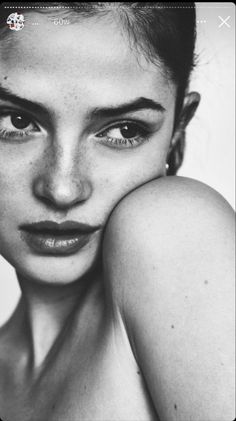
{"left": 21, "top": 231, "right": 92, "bottom": 255}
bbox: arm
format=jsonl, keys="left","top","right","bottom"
{"left": 103, "top": 176, "right": 235, "bottom": 421}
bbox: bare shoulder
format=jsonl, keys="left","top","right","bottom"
{"left": 104, "top": 175, "right": 234, "bottom": 238}
{"left": 103, "top": 176, "right": 235, "bottom": 420}
{"left": 103, "top": 176, "right": 235, "bottom": 295}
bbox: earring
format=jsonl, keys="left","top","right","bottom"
{"left": 165, "top": 163, "right": 169, "bottom": 170}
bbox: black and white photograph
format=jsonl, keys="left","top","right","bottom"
{"left": 0, "top": 2, "right": 235, "bottom": 420}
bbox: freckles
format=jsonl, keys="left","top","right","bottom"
{"left": 104, "top": 177, "right": 110, "bottom": 185}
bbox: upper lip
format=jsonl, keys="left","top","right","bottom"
{"left": 20, "top": 220, "right": 101, "bottom": 234}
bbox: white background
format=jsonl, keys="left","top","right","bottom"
{"left": 0, "top": 3, "right": 235, "bottom": 326}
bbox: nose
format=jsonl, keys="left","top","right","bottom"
{"left": 33, "top": 144, "right": 92, "bottom": 210}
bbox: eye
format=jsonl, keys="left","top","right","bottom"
{"left": 0, "top": 111, "right": 40, "bottom": 140}
{"left": 97, "top": 121, "right": 150, "bottom": 149}
{"left": 10, "top": 113, "right": 33, "bottom": 130}
{"left": 109, "top": 124, "right": 140, "bottom": 140}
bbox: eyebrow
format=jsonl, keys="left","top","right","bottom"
{"left": 89, "top": 97, "right": 166, "bottom": 119}
{"left": 0, "top": 85, "right": 50, "bottom": 120}
{"left": 0, "top": 85, "right": 165, "bottom": 119}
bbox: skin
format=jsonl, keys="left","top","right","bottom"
{"left": 103, "top": 177, "right": 235, "bottom": 420}
{"left": 0, "top": 10, "right": 234, "bottom": 421}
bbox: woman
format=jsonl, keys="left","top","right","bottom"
{"left": 0, "top": 2, "right": 234, "bottom": 420}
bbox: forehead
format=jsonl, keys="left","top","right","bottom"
{"left": 0, "top": 12, "right": 175, "bottom": 109}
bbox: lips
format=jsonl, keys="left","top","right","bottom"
{"left": 19, "top": 220, "right": 101, "bottom": 255}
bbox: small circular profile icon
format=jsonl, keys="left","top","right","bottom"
{"left": 7, "top": 12, "right": 25, "bottom": 31}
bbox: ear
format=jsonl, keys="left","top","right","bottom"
{"left": 180, "top": 91, "right": 200, "bottom": 126}
{"left": 166, "top": 92, "right": 200, "bottom": 175}
{"left": 173, "top": 91, "right": 200, "bottom": 139}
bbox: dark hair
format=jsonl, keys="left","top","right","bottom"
{"left": 0, "top": 2, "right": 196, "bottom": 174}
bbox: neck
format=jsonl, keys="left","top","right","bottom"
{"left": 16, "top": 265, "right": 102, "bottom": 372}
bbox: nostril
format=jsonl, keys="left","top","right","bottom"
{"left": 33, "top": 174, "right": 92, "bottom": 210}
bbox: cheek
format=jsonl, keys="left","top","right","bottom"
{"left": 91, "top": 146, "right": 166, "bottom": 214}
{"left": 0, "top": 151, "right": 32, "bottom": 229}
{"left": 98, "top": 123, "right": 173, "bottom": 200}
{"left": 0, "top": 137, "right": 45, "bottom": 193}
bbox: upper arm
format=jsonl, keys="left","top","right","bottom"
{"left": 103, "top": 176, "right": 235, "bottom": 421}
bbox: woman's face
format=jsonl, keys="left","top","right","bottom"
{"left": 0, "top": 12, "right": 176, "bottom": 284}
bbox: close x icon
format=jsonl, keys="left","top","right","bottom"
{"left": 218, "top": 15, "right": 231, "bottom": 27}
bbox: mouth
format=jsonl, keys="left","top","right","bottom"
{"left": 19, "top": 220, "right": 101, "bottom": 256}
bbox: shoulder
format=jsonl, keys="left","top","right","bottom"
{"left": 102, "top": 176, "right": 235, "bottom": 420}
{"left": 103, "top": 176, "right": 234, "bottom": 297}
{"left": 103, "top": 175, "right": 234, "bottom": 259}
{"left": 103, "top": 175, "right": 234, "bottom": 241}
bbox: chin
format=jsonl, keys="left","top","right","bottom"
{"left": 3, "top": 239, "right": 102, "bottom": 286}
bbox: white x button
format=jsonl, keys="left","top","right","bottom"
{"left": 218, "top": 16, "right": 231, "bottom": 28}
